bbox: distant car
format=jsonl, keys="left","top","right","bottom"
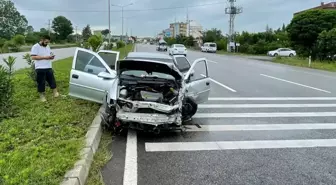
{"left": 150, "top": 41, "right": 154, "bottom": 45}
{"left": 168, "top": 44, "right": 187, "bottom": 57}
{"left": 268, "top": 48, "right": 296, "bottom": 57}
{"left": 156, "top": 41, "right": 168, "bottom": 52}
{"left": 201, "top": 42, "right": 217, "bottom": 53}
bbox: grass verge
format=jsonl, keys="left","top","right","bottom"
{"left": 273, "top": 57, "right": 336, "bottom": 72}
{"left": 0, "top": 57, "right": 100, "bottom": 185}
{"left": 86, "top": 43, "right": 134, "bottom": 185}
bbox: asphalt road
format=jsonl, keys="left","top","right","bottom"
{"left": 102, "top": 44, "right": 336, "bottom": 185}
{"left": 0, "top": 47, "right": 76, "bottom": 71}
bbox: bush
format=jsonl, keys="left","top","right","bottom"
{"left": 12, "top": 34, "right": 25, "bottom": 46}
{"left": 23, "top": 53, "right": 36, "bottom": 84}
{"left": 2, "top": 40, "right": 19, "bottom": 53}
{"left": 88, "top": 35, "right": 103, "bottom": 51}
{"left": 103, "top": 43, "right": 114, "bottom": 50}
{"left": 116, "top": 41, "right": 125, "bottom": 49}
{"left": 0, "top": 56, "right": 16, "bottom": 121}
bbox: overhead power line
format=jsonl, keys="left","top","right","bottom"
{"left": 16, "top": 1, "right": 226, "bottom": 13}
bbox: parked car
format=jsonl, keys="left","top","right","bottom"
{"left": 156, "top": 41, "right": 168, "bottom": 52}
{"left": 69, "top": 48, "right": 211, "bottom": 134}
{"left": 168, "top": 44, "right": 187, "bottom": 57}
{"left": 267, "top": 48, "right": 296, "bottom": 57}
{"left": 201, "top": 42, "right": 217, "bottom": 53}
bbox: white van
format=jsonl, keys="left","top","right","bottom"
{"left": 201, "top": 42, "right": 217, "bottom": 53}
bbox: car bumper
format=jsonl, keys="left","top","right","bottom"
{"left": 116, "top": 111, "right": 181, "bottom": 126}
{"left": 172, "top": 51, "right": 187, "bottom": 55}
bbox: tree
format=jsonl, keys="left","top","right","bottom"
{"left": 26, "top": 25, "right": 34, "bottom": 34}
{"left": 287, "top": 10, "right": 336, "bottom": 57}
{"left": 101, "top": 29, "right": 110, "bottom": 37}
{"left": 88, "top": 35, "right": 103, "bottom": 52}
{"left": 82, "top": 25, "right": 92, "bottom": 42}
{"left": 0, "top": 0, "right": 28, "bottom": 39}
{"left": 316, "top": 28, "right": 336, "bottom": 61}
{"left": 51, "top": 16, "right": 73, "bottom": 41}
{"left": 203, "top": 28, "right": 223, "bottom": 42}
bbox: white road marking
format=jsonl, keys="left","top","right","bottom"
{"left": 198, "top": 104, "right": 336, "bottom": 108}
{"left": 186, "top": 123, "right": 336, "bottom": 132}
{"left": 201, "top": 74, "right": 237, "bottom": 92}
{"left": 261, "top": 74, "right": 331, "bottom": 93}
{"left": 145, "top": 139, "right": 336, "bottom": 152}
{"left": 193, "top": 112, "right": 336, "bottom": 118}
{"left": 207, "top": 60, "right": 218, "bottom": 64}
{"left": 208, "top": 97, "right": 336, "bottom": 101}
{"left": 123, "top": 130, "right": 137, "bottom": 185}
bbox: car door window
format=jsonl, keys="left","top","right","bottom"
{"left": 75, "top": 50, "right": 107, "bottom": 75}
{"left": 189, "top": 60, "right": 207, "bottom": 82}
{"left": 98, "top": 52, "right": 118, "bottom": 69}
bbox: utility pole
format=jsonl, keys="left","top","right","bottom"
{"left": 186, "top": 8, "right": 190, "bottom": 37}
{"left": 75, "top": 26, "right": 78, "bottom": 42}
{"left": 108, "top": 0, "right": 111, "bottom": 44}
{"left": 121, "top": 6, "right": 124, "bottom": 42}
{"left": 48, "top": 19, "right": 51, "bottom": 36}
{"left": 225, "top": 0, "right": 243, "bottom": 52}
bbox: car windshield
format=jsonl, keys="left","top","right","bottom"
{"left": 121, "top": 70, "right": 175, "bottom": 80}
{"left": 175, "top": 44, "right": 185, "bottom": 48}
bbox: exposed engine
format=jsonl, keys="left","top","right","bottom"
{"left": 118, "top": 83, "right": 179, "bottom": 105}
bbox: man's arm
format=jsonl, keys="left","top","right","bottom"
{"left": 30, "top": 45, "right": 52, "bottom": 60}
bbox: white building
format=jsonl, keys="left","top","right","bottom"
{"left": 188, "top": 20, "right": 203, "bottom": 46}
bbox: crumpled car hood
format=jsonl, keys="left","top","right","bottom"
{"left": 116, "top": 59, "right": 183, "bottom": 80}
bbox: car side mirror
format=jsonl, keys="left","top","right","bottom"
{"left": 98, "top": 71, "right": 115, "bottom": 79}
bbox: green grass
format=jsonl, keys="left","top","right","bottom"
{"left": 0, "top": 57, "right": 100, "bottom": 185}
{"left": 273, "top": 57, "right": 336, "bottom": 72}
{"left": 86, "top": 43, "right": 134, "bottom": 185}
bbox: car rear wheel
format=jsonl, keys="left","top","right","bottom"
{"left": 289, "top": 53, "right": 294, "bottom": 57}
{"left": 273, "top": 53, "right": 278, "bottom": 57}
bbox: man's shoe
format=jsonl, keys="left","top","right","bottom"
{"left": 40, "top": 96, "right": 47, "bottom": 102}
{"left": 53, "top": 92, "right": 60, "bottom": 98}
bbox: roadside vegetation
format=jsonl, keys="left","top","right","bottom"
{"left": 86, "top": 43, "right": 134, "bottom": 185}
{"left": 0, "top": 42, "right": 134, "bottom": 185}
{"left": 163, "top": 9, "right": 336, "bottom": 71}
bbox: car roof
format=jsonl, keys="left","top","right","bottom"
{"left": 126, "top": 52, "right": 172, "bottom": 60}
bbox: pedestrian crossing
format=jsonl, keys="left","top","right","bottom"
{"left": 144, "top": 97, "right": 336, "bottom": 152}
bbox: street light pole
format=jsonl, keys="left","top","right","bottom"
{"left": 121, "top": 6, "right": 124, "bottom": 42}
{"left": 108, "top": 0, "right": 111, "bottom": 44}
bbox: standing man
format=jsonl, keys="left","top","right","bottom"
{"left": 30, "top": 35, "right": 59, "bottom": 102}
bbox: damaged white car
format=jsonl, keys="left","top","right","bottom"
{"left": 69, "top": 48, "right": 211, "bottom": 134}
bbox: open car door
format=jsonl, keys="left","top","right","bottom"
{"left": 69, "top": 48, "right": 119, "bottom": 104}
{"left": 173, "top": 55, "right": 191, "bottom": 74}
{"left": 97, "top": 50, "right": 120, "bottom": 70}
{"left": 184, "top": 58, "right": 211, "bottom": 104}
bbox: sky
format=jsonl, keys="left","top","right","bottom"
{"left": 12, "top": 0, "right": 327, "bottom": 37}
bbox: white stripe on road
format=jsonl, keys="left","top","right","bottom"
{"left": 208, "top": 97, "right": 336, "bottom": 101}
{"left": 207, "top": 60, "right": 218, "bottom": 64}
{"left": 186, "top": 123, "right": 336, "bottom": 132}
{"left": 145, "top": 139, "right": 336, "bottom": 152}
{"left": 201, "top": 74, "right": 237, "bottom": 92}
{"left": 193, "top": 112, "right": 336, "bottom": 118}
{"left": 261, "top": 74, "right": 331, "bottom": 93}
{"left": 123, "top": 130, "right": 137, "bottom": 185}
{"left": 198, "top": 104, "right": 336, "bottom": 108}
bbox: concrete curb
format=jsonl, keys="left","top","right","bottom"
{"left": 60, "top": 106, "right": 104, "bottom": 185}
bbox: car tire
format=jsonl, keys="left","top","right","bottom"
{"left": 273, "top": 53, "right": 278, "bottom": 57}
{"left": 289, "top": 53, "right": 294, "bottom": 57}
{"left": 182, "top": 98, "right": 198, "bottom": 122}
{"left": 184, "top": 54, "right": 187, "bottom": 57}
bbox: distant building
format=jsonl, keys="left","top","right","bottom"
{"left": 170, "top": 22, "right": 188, "bottom": 37}
{"left": 294, "top": 1, "right": 336, "bottom": 16}
{"left": 163, "top": 28, "right": 171, "bottom": 37}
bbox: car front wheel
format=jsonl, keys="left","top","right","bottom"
{"left": 273, "top": 53, "right": 278, "bottom": 57}
{"left": 289, "top": 53, "right": 294, "bottom": 57}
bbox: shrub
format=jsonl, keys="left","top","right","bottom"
{"left": 2, "top": 40, "right": 19, "bottom": 53}
{"left": 103, "top": 42, "right": 114, "bottom": 50}
{"left": 23, "top": 53, "right": 36, "bottom": 84}
{"left": 88, "top": 35, "right": 103, "bottom": 52}
{"left": 0, "top": 56, "right": 16, "bottom": 121}
{"left": 12, "top": 34, "right": 25, "bottom": 46}
{"left": 116, "top": 41, "right": 125, "bottom": 49}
